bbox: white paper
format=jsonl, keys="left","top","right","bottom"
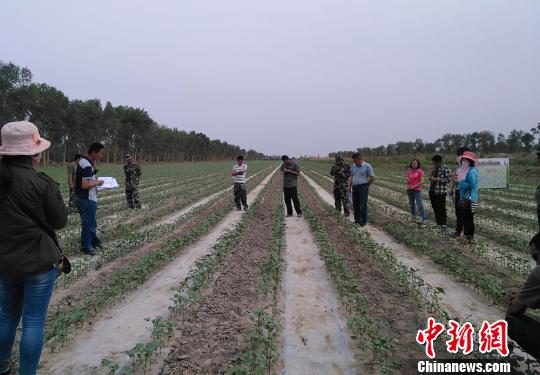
{"left": 97, "top": 177, "right": 120, "bottom": 190}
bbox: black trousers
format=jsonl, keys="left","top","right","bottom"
{"left": 454, "top": 190, "right": 463, "bottom": 234}
{"left": 506, "top": 314, "right": 540, "bottom": 361}
{"left": 233, "top": 183, "right": 248, "bottom": 208}
{"left": 352, "top": 184, "right": 369, "bottom": 225}
{"left": 284, "top": 187, "right": 302, "bottom": 215}
{"left": 429, "top": 191, "right": 447, "bottom": 226}
{"left": 456, "top": 202, "right": 475, "bottom": 238}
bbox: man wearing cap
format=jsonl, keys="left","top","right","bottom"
{"left": 506, "top": 233, "right": 540, "bottom": 361}
{"left": 330, "top": 154, "right": 351, "bottom": 216}
{"left": 124, "top": 154, "right": 142, "bottom": 209}
{"left": 75, "top": 143, "right": 105, "bottom": 255}
{"left": 67, "top": 153, "right": 82, "bottom": 213}
{"left": 0, "top": 121, "right": 67, "bottom": 374}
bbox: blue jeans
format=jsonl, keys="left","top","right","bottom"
{"left": 0, "top": 268, "right": 57, "bottom": 375}
{"left": 76, "top": 197, "right": 101, "bottom": 253}
{"left": 352, "top": 184, "right": 369, "bottom": 225}
{"left": 407, "top": 189, "right": 428, "bottom": 220}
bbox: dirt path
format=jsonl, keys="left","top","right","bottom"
{"left": 160, "top": 175, "right": 281, "bottom": 374}
{"left": 302, "top": 173, "right": 502, "bottom": 324}
{"left": 40, "top": 168, "right": 278, "bottom": 375}
{"left": 281, "top": 205, "right": 357, "bottom": 374}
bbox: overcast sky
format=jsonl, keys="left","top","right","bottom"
{"left": 2, "top": 0, "right": 539, "bottom": 156}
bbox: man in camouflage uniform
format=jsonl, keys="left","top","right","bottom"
{"left": 67, "top": 153, "right": 82, "bottom": 213}
{"left": 330, "top": 154, "right": 351, "bottom": 216}
{"left": 124, "top": 154, "right": 142, "bottom": 209}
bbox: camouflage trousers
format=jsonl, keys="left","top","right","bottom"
{"left": 333, "top": 185, "right": 350, "bottom": 215}
{"left": 126, "top": 184, "right": 141, "bottom": 208}
{"left": 234, "top": 183, "right": 248, "bottom": 209}
{"left": 68, "top": 188, "right": 77, "bottom": 213}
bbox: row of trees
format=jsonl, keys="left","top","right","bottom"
{"left": 330, "top": 128, "right": 540, "bottom": 159}
{"left": 0, "top": 61, "right": 264, "bottom": 164}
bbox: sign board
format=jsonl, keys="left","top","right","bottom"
{"left": 478, "top": 158, "right": 509, "bottom": 189}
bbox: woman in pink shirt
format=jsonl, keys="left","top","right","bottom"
{"left": 406, "top": 159, "right": 428, "bottom": 220}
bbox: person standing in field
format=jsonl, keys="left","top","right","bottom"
{"left": 348, "top": 152, "right": 375, "bottom": 226}
{"left": 330, "top": 154, "right": 351, "bottom": 216}
{"left": 536, "top": 146, "right": 540, "bottom": 230}
{"left": 406, "top": 158, "right": 428, "bottom": 221}
{"left": 124, "top": 154, "right": 142, "bottom": 209}
{"left": 75, "top": 142, "right": 105, "bottom": 256}
{"left": 0, "top": 121, "right": 68, "bottom": 375}
{"left": 67, "top": 153, "right": 82, "bottom": 214}
{"left": 281, "top": 155, "right": 302, "bottom": 217}
{"left": 231, "top": 155, "right": 248, "bottom": 211}
{"left": 455, "top": 151, "right": 479, "bottom": 242}
{"left": 428, "top": 155, "right": 451, "bottom": 229}
{"left": 506, "top": 233, "right": 540, "bottom": 361}
{"left": 449, "top": 147, "right": 470, "bottom": 237}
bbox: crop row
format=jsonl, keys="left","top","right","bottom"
{"left": 303, "top": 170, "right": 524, "bottom": 307}
{"left": 230, "top": 193, "right": 285, "bottom": 375}
{"left": 60, "top": 172, "right": 229, "bottom": 231}
{"left": 56, "top": 170, "right": 270, "bottom": 287}
{"left": 306, "top": 167, "right": 532, "bottom": 254}
{"left": 46, "top": 192, "right": 239, "bottom": 351}
{"left": 367, "top": 182, "right": 531, "bottom": 256}
{"left": 57, "top": 173, "right": 240, "bottom": 255}
{"left": 116, "top": 173, "right": 277, "bottom": 373}
{"left": 375, "top": 175, "right": 537, "bottom": 229}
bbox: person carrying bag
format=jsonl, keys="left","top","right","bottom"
{"left": 455, "top": 151, "right": 479, "bottom": 242}
{"left": 0, "top": 121, "right": 68, "bottom": 375}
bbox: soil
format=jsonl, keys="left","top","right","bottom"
{"left": 300, "top": 180, "right": 450, "bottom": 373}
{"left": 302, "top": 172, "right": 504, "bottom": 326}
{"left": 45, "top": 194, "right": 232, "bottom": 338}
{"left": 160, "top": 175, "right": 281, "bottom": 374}
{"left": 40, "top": 169, "right": 279, "bottom": 374}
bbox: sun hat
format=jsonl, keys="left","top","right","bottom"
{"left": 458, "top": 151, "right": 479, "bottom": 165}
{"left": 0, "top": 121, "right": 51, "bottom": 156}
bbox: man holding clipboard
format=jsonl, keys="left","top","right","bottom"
{"left": 75, "top": 142, "right": 105, "bottom": 256}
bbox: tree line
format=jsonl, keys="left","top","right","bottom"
{"left": 0, "top": 61, "right": 264, "bottom": 165}
{"left": 330, "top": 128, "right": 540, "bottom": 159}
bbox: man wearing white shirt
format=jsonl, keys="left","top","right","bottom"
{"left": 231, "top": 155, "right": 248, "bottom": 211}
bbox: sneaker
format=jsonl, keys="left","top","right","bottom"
{"left": 286, "top": 213, "right": 293, "bottom": 217}
{"left": 236, "top": 207, "right": 242, "bottom": 211}
{"left": 243, "top": 205, "right": 249, "bottom": 211}
{"left": 450, "top": 232, "right": 461, "bottom": 238}
{"left": 297, "top": 213, "right": 303, "bottom": 218}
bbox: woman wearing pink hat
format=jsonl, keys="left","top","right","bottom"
{"left": 455, "top": 151, "right": 480, "bottom": 242}
{"left": 0, "top": 122, "right": 68, "bottom": 375}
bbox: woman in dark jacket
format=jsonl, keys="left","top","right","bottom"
{"left": 0, "top": 121, "right": 67, "bottom": 375}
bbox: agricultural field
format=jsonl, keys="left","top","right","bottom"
{"left": 17, "top": 159, "right": 539, "bottom": 374}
